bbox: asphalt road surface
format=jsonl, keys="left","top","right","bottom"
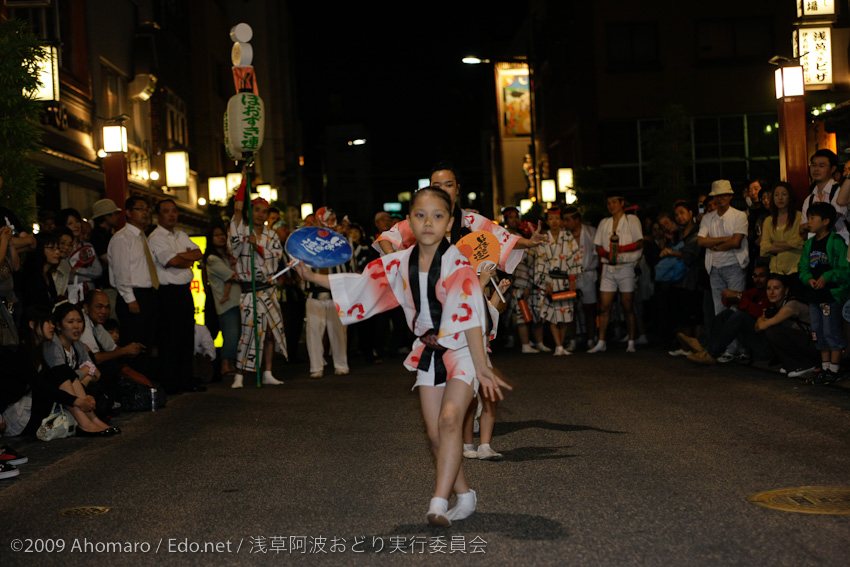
{"left": 2, "top": 345, "right": 849, "bottom": 566}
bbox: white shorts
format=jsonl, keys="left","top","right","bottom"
{"left": 575, "top": 271, "right": 598, "bottom": 304}
{"left": 599, "top": 264, "right": 636, "bottom": 293}
{"left": 408, "top": 345, "right": 480, "bottom": 394}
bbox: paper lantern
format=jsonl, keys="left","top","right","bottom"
{"left": 225, "top": 93, "right": 265, "bottom": 154}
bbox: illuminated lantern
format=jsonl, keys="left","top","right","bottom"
{"left": 225, "top": 93, "right": 265, "bottom": 155}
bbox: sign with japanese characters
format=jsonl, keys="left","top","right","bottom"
{"left": 797, "top": 0, "right": 835, "bottom": 18}
{"left": 285, "top": 227, "right": 353, "bottom": 268}
{"left": 794, "top": 27, "right": 833, "bottom": 87}
{"left": 225, "top": 93, "right": 265, "bottom": 154}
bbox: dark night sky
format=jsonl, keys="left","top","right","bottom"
{"left": 288, "top": 2, "right": 531, "bottom": 202}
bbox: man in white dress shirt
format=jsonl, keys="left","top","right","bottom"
{"left": 148, "top": 199, "right": 204, "bottom": 394}
{"left": 108, "top": 196, "right": 158, "bottom": 377}
{"left": 697, "top": 179, "right": 749, "bottom": 315}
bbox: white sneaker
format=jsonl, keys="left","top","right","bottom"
{"left": 588, "top": 341, "right": 607, "bottom": 353}
{"left": 635, "top": 335, "right": 649, "bottom": 346}
{"left": 426, "top": 497, "right": 451, "bottom": 527}
{"left": 463, "top": 444, "right": 478, "bottom": 459}
{"left": 553, "top": 346, "right": 564, "bottom": 356}
{"left": 447, "top": 489, "right": 477, "bottom": 521}
{"left": 535, "top": 343, "right": 552, "bottom": 353}
{"left": 668, "top": 348, "right": 690, "bottom": 357}
{"left": 626, "top": 341, "right": 636, "bottom": 353}
{"left": 477, "top": 444, "right": 504, "bottom": 461}
{"left": 566, "top": 340, "right": 576, "bottom": 352}
{"left": 231, "top": 374, "right": 243, "bottom": 389}
{"left": 521, "top": 344, "right": 539, "bottom": 354}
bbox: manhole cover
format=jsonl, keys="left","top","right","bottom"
{"left": 748, "top": 487, "right": 850, "bottom": 514}
{"left": 59, "top": 506, "right": 110, "bottom": 518}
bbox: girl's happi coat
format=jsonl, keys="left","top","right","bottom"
{"left": 329, "top": 245, "right": 490, "bottom": 384}
{"left": 372, "top": 210, "right": 524, "bottom": 274}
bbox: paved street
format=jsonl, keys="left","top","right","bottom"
{"left": 1, "top": 345, "right": 849, "bottom": 566}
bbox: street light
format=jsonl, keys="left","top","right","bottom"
{"left": 165, "top": 151, "right": 190, "bottom": 188}
{"left": 208, "top": 176, "right": 228, "bottom": 204}
{"left": 773, "top": 62, "right": 809, "bottom": 203}
{"left": 541, "top": 179, "right": 556, "bottom": 203}
{"left": 33, "top": 45, "right": 60, "bottom": 102}
{"left": 102, "top": 125, "right": 128, "bottom": 153}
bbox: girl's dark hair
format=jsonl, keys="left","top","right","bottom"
{"left": 411, "top": 186, "right": 453, "bottom": 212}
{"left": 20, "top": 305, "right": 53, "bottom": 368}
{"left": 52, "top": 301, "right": 85, "bottom": 331}
{"left": 769, "top": 182, "right": 798, "bottom": 230}
{"left": 56, "top": 208, "right": 82, "bottom": 230}
{"left": 411, "top": 186, "right": 459, "bottom": 242}
{"left": 203, "top": 225, "right": 228, "bottom": 262}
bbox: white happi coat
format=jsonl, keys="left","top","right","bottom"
{"left": 329, "top": 245, "right": 489, "bottom": 385}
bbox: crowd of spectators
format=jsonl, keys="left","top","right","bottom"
{"left": 496, "top": 148, "right": 849, "bottom": 389}
{"left": 3, "top": 150, "right": 850, "bottom": 479}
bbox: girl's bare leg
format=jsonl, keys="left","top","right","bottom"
{"left": 419, "top": 382, "right": 474, "bottom": 498}
{"left": 461, "top": 397, "right": 476, "bottom": 445}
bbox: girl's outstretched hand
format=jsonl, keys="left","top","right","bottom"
{"left": 529, "top": 221, "right": 548, "bottom": 245}
{"left": 478, "top": 365, "right": 513, "bottom": 402}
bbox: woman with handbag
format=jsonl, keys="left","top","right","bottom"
{"left": 40, "top": 302, "right": 119, "bottom": 436}
{"left": 0, "top": 307, "right": 117, "bottom": 438}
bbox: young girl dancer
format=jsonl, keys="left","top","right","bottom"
{"left": 294, "top": 187, "right": 512, "bottom": 527}
{"left": 374, "top": 162, "right": 547, "bottom": 272}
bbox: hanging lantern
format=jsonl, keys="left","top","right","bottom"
{"left": 225, "top": 93, "right": 265, "bottom": 155}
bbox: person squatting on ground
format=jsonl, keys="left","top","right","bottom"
{"left": 535, "top": 207, "right": 582, "bottom": 356}
{"left": 680, "top": 265, "right": 771, "bottom": 365}
{"left": 294, "top": 186, "right": 512, "bottom": 527}
{"left": 228, "top": 183, "right": 286, "bottom": 389}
